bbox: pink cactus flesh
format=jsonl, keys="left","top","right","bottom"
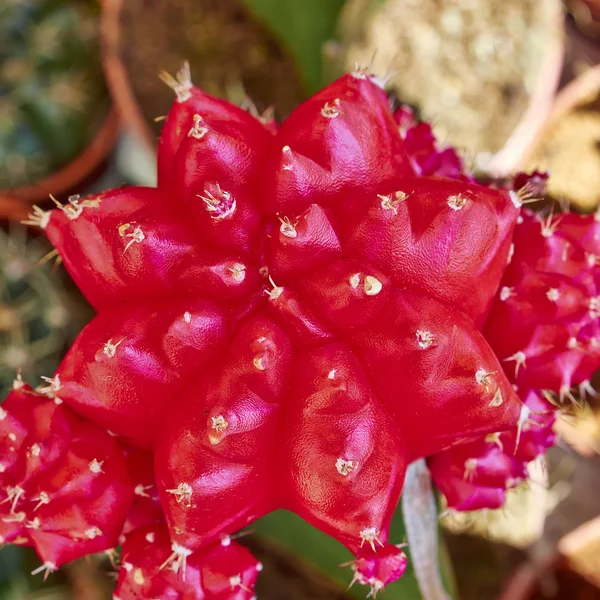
{"left": 430, "top": 174, "right": 599, "bottom": 512}
{"left": 4, "top": 64, "right": 597, "bottom": 597}
{"left": 116, "top": 525, "right": 260, "bottom": 600}
{"left": 0, "top": 383, "right": 133, "bottom": 577}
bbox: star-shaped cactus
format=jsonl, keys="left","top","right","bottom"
{"left": 6, "top": 63, "right": 598, "bottom": 598}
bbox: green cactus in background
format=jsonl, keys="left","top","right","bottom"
{"left": 241, "top": 0, "right": 346, "bottom": 93}
{"left": 0, "top": 224, "right": 89, "bottom": 397}
{"left": 0, "top": 0, "right": 110, "bottom": 190}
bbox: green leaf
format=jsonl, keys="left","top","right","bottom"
{"left": 253, "top": 506, "right": 456, "bottom": 599}
{"left": 240, "top": 0, "right": 347, "bottom": 92}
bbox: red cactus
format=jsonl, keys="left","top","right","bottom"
{"left": 393, "top": 105, "right": 467, "bottom": 180}
{"left": 121, "top": 446, "right": 163, "bottom": 537}
{"left": 485, "top": 208, "right": 600, "bottom": 398}
{"left": 428, "top": 389, "right": 557, "bottom": 511}
{"left": 429, "top": 196, "right": 599, "bottom": 512}
{"left": 0, "top": 383, "right": 133, "bottom": 578}
{"left": 115, "top": 525, "right": 260, "bottom": 600}
{"left": 7, "top": 63, "right": 598, "bottom": 597}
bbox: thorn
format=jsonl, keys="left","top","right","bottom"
{"left": 540, "top": 208, "right": 563, "bottom": 238}
{"left": 463, "top": 458, "right": 478, "bottom": 481}
{"left": 1, "top": 485, "right": 25, "bottom": 513}
{"left": 27, "top": 443, "right": 41, "bottom": 458}
{"left": 134, "top": 484, "right": 153, "bottom": 498}
{"left": 159, "top": 543, "right": 193, "bottom": 580}
{"left": 85, "top": 526, "right": 103, "bottom": 539}
{"left": 122, "top": 225, "right": 146, "bottom": 253}
{"left": 230, "top": 574, "right": 252, "bottom": 593}
{"left": 278, "top": 215, "right": 298, "bottom": 238}
{"left": 485, "top": 432, "right": 504, "bottom": 452}
{"left": 39, "top": 248, "right": 59, "bottom": 266}
{"left": 367, "top": 579, "right": 385, "bottom": 598}
{"left": 579, "top": 380, "right": 598, "bottom": 402}
{"left": 105, "top": 548, "right": 120, "bottom": 569}
{"left": 39, "top": 374, "right": 61, "bottom": 395}
{"left": 32, "top": 491, "right": 50, "bottom": 512}
{"left": 166, "top": 483, "right": 193, "bottom": 507}
{"left": 321, "top": 98, "right": 341, "bottom": 118}
{"left": 158, "top": 61, "right": 192, "bottom": 103}
{"left": 475, "top": 368, "right": 497, "bottom": 392}
{"left": 49, "top": 193, "right": 63, "bottom": 208}
{"left": 507, "top": 243, "right": 515, "bottom": 264}
{"left": 31, "top": 561, "right": 57, "bottom": 581}
{"left": 447, "top": 194, "right": 467, "bottom": 210}
{"left": 513, "top": 181, "right": 543, "bottom": 206}
{"left": 541, "top": 389, "right": 561, "bottom": 409}
{"left": 211, "top": 415, "right": 228, "bottom": 433}
{"left": 188, "top": 114, "right": 208, "bottom": 139}
{"left": 503, "top": 351, "right": 527, "bottom": 377}
{"left": 241, "top": 96, "right": 275, "bottom": 126}
{"left": 89, "top": 459, "right": 104, "bottom": 474}
{"left": 336, "top": 458, "right": 358, "bottom": 476}
{"left": 560, "top": 385, "right": 581, "bottom": 408}
{"left": 264, "top": 276, "right": 283, "bottom": 301}
{"left": 21, "top": 205, "right": 50, "bottom": 229}
{"left": 378, "top": 190, "right": 409, "bottom": 214}
{"left": 103, "top": 338, "right": 125, "bottom": 358}
{"left": 359, "top": 527, "right": 384, "bottom": 552}
{"left": 199, "top": 184, "right": 236, "bottom": 221}
{"left": 416, "top": 329, "right": 435, "bottom": 349}
{"left": 514, "top": 405, "right": 531, "bottom": 454}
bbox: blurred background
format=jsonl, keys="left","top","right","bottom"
{"left": 1, "top": 0, "right": 600, "bottom": 598}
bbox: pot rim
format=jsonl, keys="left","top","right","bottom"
{"left": 0, "top": 108, "right": 119, "bottom": 206}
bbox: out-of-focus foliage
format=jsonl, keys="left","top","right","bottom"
{"left": 241, "top": 0, "right": 346, "bottom": 92}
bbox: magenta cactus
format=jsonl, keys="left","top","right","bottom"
{"left": 0, "top": 382, "right": 133, "bottom": 578}
{"left": 5, "top": 62, "right": 598, "bottom": 597}
{"left": 116, "top": 525, "right": 261, "bottom": 599}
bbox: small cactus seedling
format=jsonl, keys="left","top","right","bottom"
{"left": 4, "top": 63, "right": 598, "bottom": 598}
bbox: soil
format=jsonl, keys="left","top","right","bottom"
{"left": 117, "top": 0, "right": 306, "bottom": 141}
{"left": 337, "top": 0, "right": 562, "bottom": 164}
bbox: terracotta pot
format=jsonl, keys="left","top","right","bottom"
{"left": 0, "top": 109, "right": 119, "bottom": 214}
{"left": 0, "top": 195, "right": 30, "bottom": 222}
{"left": 101, "top": 0, "right": 156, "bottom": 153}
{"left": 487, "top": 8, "right": 565, "bottom": 177}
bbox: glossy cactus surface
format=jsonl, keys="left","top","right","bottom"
{"left": 5, "top": 65, "right": 598, "bottom": 597}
